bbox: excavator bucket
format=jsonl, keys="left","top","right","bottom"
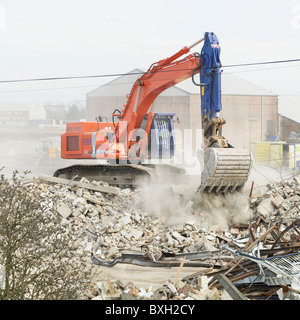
{"left": 199, "top": 147, "right": 253, "bottom": 194}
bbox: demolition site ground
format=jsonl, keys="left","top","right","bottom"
{"left": 1, "top": 124, "right": 300, "bottom": 301}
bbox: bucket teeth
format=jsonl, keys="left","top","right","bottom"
{"left": 200, "top": 147, "right": 253, "bottom": 194}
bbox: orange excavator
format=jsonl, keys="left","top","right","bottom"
{"left": 54, "top": 32, "right": 252, "bottom": 194}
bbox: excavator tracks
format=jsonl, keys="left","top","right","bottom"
{"left": 53, "top": 148, "right": 252, "bottom": 194}
{"left": 53, "top": 163, "right": 186, "bottom": 188}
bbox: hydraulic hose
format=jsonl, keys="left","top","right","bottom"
{"left": 192, "top": 53, "right": 203, "bottom": 86}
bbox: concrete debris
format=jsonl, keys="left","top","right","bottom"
{"left": 57, "top": 202, "right": 72, "bottom": 219}
{"left": 11, "top": 174, "right": 300, "bottom": 300}
{"left": 88, "top": 277, "right": 221, "bottom": 301}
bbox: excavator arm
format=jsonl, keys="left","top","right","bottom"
{"left": 115, "top": 32, "right": 230, "bottom": 155}
{"left": 115, "top": 38, "right": 204, "bottom": 147}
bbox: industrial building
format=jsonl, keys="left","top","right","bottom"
{"left": 254, "top": 95, "right": 300, "bottom": 170}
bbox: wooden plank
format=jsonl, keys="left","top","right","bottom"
{"left": 173, "top": 257, "right": 186, "bottom": 286}
{"left": 245, "top": 225, "right": 277, "bottom": 251}
{"left": 38, "top": 174, "right": 120, "bottom": 195}
{"left": 216, "top": 274, "right": 248, "bottom": 300}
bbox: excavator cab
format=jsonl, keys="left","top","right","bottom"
{"left": 147, "top": 113, "right": 176, "bottom": 159}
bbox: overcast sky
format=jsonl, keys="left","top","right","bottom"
{"left": 0, "top": 0, "right": 299, "bottom": 104}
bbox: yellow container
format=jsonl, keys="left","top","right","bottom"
{"left": 254, "top": 142, "right": 271, "bottom": 163}
{"left": 288, "top": 144, "right": 300, "bottom": 168}
{"left": 255, "top": 142, "right": 300, "bottom": 169}
{"left": 270, "top": 143, "right": 283, "bottom": 168}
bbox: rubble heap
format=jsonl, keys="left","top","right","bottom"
{"left": 254, "top": 177, "right": 300, "bottom": 223}
{"left": 4, "top": 173, "right": 300, "bottom": 300}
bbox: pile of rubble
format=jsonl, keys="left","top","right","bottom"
{"left": 36, "top": 175, "right": 250, "bottom": 267}
{"left": 86, "top": 276, "right": 223, "bottom": 300}
{"left": 254, "top": 177, "right": 300, "bottom": 223}
{"left": 17, "top": 174, "right": 300, "bottom": 300}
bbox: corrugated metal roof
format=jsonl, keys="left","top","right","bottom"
{"left": 278, "top": 95, "right": 300, "bottom": 123}
{"left": 176, "top": 73, "right": 277, "bottom": 96}
{"left": 87, "top": 68, "right": 189, "bottom": 98}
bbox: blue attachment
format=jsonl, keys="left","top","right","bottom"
{"left": 200, "top": 32, "right": 222, "bottom": 122}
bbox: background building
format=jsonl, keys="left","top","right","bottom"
{"left": 86, "top": 70, "right": 279, "bottom": 153}
{"left": 278, "top": 95, "right": 300, "bottom": 141}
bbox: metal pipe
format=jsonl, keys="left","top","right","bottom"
{"left": 188, "top": 37, "right": 205, "bottom": 50}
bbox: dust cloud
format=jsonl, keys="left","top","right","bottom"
{"left": 190, "top": 192, "right": 253, "bottom": 229}
{"left": 137, "top": 159, "right": 300, "bottom": 231}
{"left": 0, "top": 125, "right": 85, "bottom": 178}
{"left": 134, "top": 183, "right": 198, "bottom": 226}
{"left": 134, "top": 171, "right": 254, "bottom": 231}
